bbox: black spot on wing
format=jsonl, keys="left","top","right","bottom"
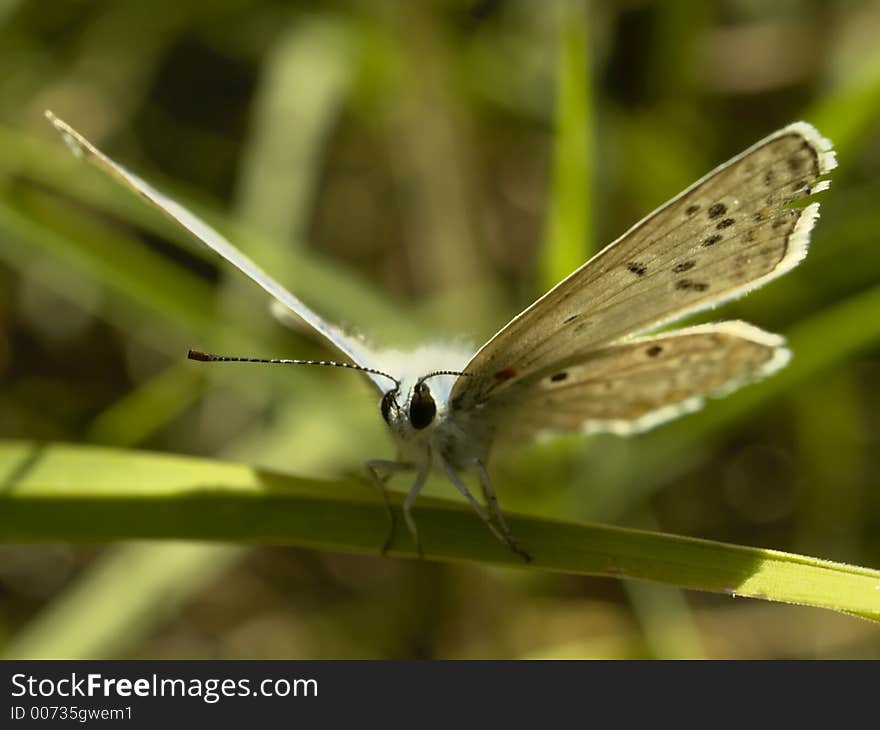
{"left": 702, "top": 234, "right": 722, "bottom": 247}
{"left": 716, "top": 217, "right": 735, "bottom": 229}
{"left": 550, "top": 372, "right": 568, "bottom": 382}
{"left": 563, "top": 314, "right": 579, "bottom": 324}
{"left": 674, "top": 279, "right": 709, "bottom": 292}
{"left": 685, "top": 204, "right": 700, "bottom": 216}
{"left": 787, "top": 155, "right": 805, "bottom": 173}
{"left": 626, "top": 262, "right": 647, "bottom": 276}
{"left": 672, "top": 261, "right": 695, "bottom": 273}
{"left": 646, "top": 345, "right": 663, "bottom": 357}
{"left": 708, "top": 202, "right": 727, "bottom": 219}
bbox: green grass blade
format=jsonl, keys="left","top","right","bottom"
{"left": 540, "top": 0, "right": 594, "bottom": 290}
{"left": 235, "top": 18, "right": 353, "bottom": 246}
{"left": 2, "top": 440, "right": 878, "bottom": 621}
{"left": 0, "top": 193, "right": 219, "bottom": 341}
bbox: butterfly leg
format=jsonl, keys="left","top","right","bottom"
{"left": 475, "top": 459, "right": 531, "bottom": 563}
{"left": 443, "top": 461, "right": 531, "bottom": 563}
{"left": 402, "top": 461, "right": 431, "bottom": 559}
{"left": 366, "top": 459, "right": 414, "bottom": 555}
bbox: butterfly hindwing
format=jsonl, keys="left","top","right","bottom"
{"left": 452, "top": 122, "right": 835, "bottom": 411}
{"left": 482, "top": 321, "right": 788, "bottom": 439}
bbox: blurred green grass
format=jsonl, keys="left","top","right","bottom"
{"left": 1, "top": 0, "right": 879, "bottom": 659}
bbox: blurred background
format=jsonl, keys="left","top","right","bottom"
{"left": 1, "top": 0, "right": 879, "bottom": 658}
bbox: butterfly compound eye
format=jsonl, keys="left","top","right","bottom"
{"left": 409, "top": 383, "right": 436, "bottom": 430}
{"left": 380, "top": 390, "right": 397, "bottom": 424}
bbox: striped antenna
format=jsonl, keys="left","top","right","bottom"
{"left": 187, "top": 350, "right": 400, "bottom": 389}
{"left": 418, "top": 369, "right": 475, "bottom": 384}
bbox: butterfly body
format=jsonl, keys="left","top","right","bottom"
{"left": 367, "top": 343, "right": 482, "bottom": 465}
{"left": 371, "top": 346, "right": 507, "bottom": 539}
{"left": 383, "top": 379, "right": 492, "bottom": 466}
{"left": 46, "top": 112, "right": 835, "bottom": 562}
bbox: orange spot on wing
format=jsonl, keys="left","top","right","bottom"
{"left": 493, "top": 367, "right": 519, "bottom": 383}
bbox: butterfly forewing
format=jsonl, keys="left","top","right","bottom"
{"left": 44, "top": 112, "right": 387, "bottom": 394}
{"left": 453, "top": 122, "right": 835, "bottom": 409}
{"left": 486, "top": 321, "right": 788, "bottom": 439}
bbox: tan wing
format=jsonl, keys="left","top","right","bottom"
{"left": 482, "top": 322, "right": 788, "bottom": 440}
{"left": 452, "top": 122, "right": 834, "bottom": 409}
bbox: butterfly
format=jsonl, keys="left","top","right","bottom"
{"left": 46, "top": 112, "right": 835, "bottom": 562}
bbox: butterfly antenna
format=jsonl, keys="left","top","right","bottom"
{"left": 419, "top": 369, "right": 476, "bottom": 383}
{"left": 188, "top": 350, "right": 400, "bottom": 388}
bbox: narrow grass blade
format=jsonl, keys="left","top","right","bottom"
{"left": 1, "top": 441, "right": 877, "bottom": 621}
{"left": 541, "top": 1, "right": 594, "bottom": 289}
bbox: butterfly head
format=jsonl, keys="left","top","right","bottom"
{"left": 380, "top": 379, "right": 437, "bottom": 432}
{"left": 380, "top": 366, "right": 476, "bottom": 436}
